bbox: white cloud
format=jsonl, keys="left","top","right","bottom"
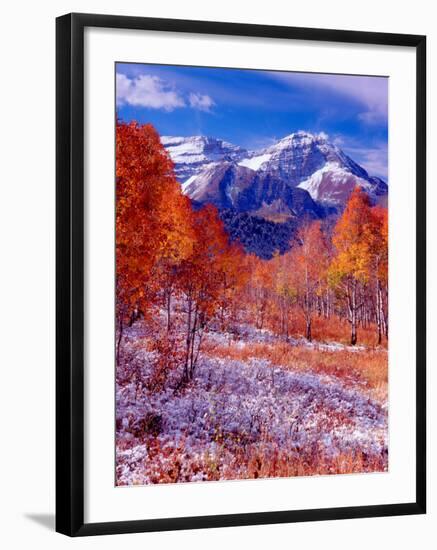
{"left": 116, "top": 73, "right": 216, "bottom": 113}
{"left": 188, "top": 92, "right": 215, "bottom": 112}
{"left": 269, "top": 72, "right": 388, "bottom": 125}
{"left": 116, "top": 73, "right": 185, "bottom": 111}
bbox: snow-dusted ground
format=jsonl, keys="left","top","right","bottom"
{"left": 116, "top": 324, "right": 387, "bottom": 485}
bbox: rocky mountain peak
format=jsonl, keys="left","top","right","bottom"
{"left": 162, "top": 131, "right": 387, "bottom": 210}
{"left": 160, "top": 135, "right": 247, "bottom": 182}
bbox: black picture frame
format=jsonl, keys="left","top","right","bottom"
{"left": 56, "top": 12, "right": 426, "bottom": 537}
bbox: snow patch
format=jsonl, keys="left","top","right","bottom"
{"left": 297, "top": 162, "right": 373, "bottom": 204}
{"left": 181, "top": 174, "right": 198, "bottom": 193}
{"left": 238, "top": 153, "right": 272, "bottom": 171}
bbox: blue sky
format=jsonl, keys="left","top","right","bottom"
{"left": 116, "top": 63, "right": 388, "bottom": 180}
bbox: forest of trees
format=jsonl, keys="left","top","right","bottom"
{"left": 116, "top": 121, "right": 388, "bottom": 386}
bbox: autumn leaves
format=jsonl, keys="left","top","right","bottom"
{"left": 330, "top": 189, "right": 388, "bottom": 345}
{"left": 116, "top": 121, "right": 247, "bottom": 383}
{"left": 116, "top": 120, "right": 388, "bottom": 388}
{"left": 246, "top": 190, "right": 388, "bottom": 347}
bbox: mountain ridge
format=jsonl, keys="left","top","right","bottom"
{"left": 161, "top": 131, "right": 388, "bottom": 258}
{"left": 162, "top": 130, "right": 387, "bottom": 210}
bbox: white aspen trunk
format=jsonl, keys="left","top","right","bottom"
{"left": 350, "top": 279, "right": 357, "bottom": 346}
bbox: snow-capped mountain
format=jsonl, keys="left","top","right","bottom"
{"left": 163, "top": 131, "right": 387, "bottom": 210}
{"left": 162, "top": 131, "right": 387, "bottom": 258}
{"left": 183, "top": 160, "right": 324, "bottom": 222}
{"left": 161, "top": 135, "right": 247, "bottom": 182}
{"left": 251, "top": 131, "right": 369, "bottom": 184}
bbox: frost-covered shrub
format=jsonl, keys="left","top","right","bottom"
{"left": 115, "top": 322, "right": 388, "bottom": 485}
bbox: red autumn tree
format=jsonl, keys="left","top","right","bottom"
{"left": 216, "top": 241, "right": 248, "bottom": 332}
{"left": 176, "top": 204, "right": 235, "bottom": 382}
{"left": 115, "top": 120, "right": 193, "bottom": 361}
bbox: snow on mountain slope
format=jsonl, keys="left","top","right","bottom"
{"left": 181, "top": 174, "right": 198, "bottom": 194}
{"left": 163, "top": 131, "right": 387, "bottom": 209}
{"left": 297, "top": 162, "right": 374, "bottom": 205}
{"left": 161, "top": 135, "right": 246, "bottom": 182}
{"left": 238, "top": 153, "right": 272, "bottom": 171}
{"left": 259, "top": 131, "right": 369, "bottom": 185}
{"left": 182, "top": 161, "right": 255, "bottom": 210}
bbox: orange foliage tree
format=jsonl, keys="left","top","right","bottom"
{"left": 246, "top": 255, "right": 274, "bottom": 330}
{"left": 270, "top": 251, "right": 298, "bottom": 340}
{"left": 289, "top": 220, "right": 330, "bottom": 341}
{"left": 330, "top": 187, "right": 376, "bottom": 345}
{"left": 368, "top": 206, "right": 388, "bottom": 344}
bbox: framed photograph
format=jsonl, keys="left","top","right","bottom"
{"left": 56, "top": 13, "right": 426, "bottom": 536}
